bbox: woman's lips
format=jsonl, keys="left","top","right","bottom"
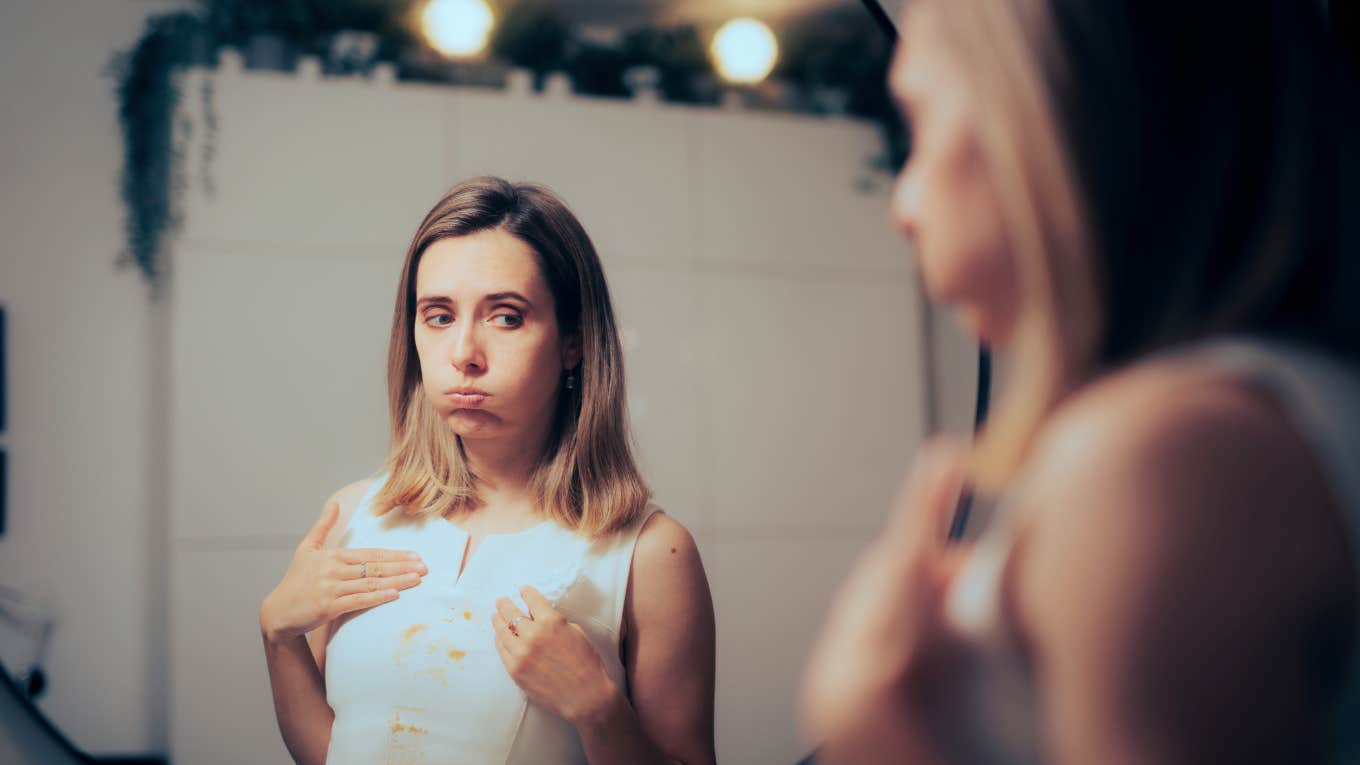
{"left": 447, "top": 392, "right": 488, "bottom": 408}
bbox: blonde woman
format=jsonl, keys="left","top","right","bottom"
{"left": 804, "top": 1, "right": 1360, "bottom": 763}
{"left": 259, "top": 177, "right": 716, "bottom": 765}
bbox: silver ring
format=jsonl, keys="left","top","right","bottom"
{"left": 359, "top": 561, "right": 367, "bottom": 579}
{"left": 508, "top": 615, "right": 527, "bottom": 634}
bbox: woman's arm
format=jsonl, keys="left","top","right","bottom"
{"left": 261, "top": 479, "right": 425, "bottom": 765}
{"left": 1015, "top": 377, "right": 1350, "bottom": 764}
{"left": 260, "top": 482, "right": 359, "bottom": 765}
{"left": 260, "top": 627, "right": 334, "bottom": 765}
{"left": 589, "top": 512, "right": 716, "bottom": 765}
{"left": 491, "top": 512, "right": 717, "bottom": 765}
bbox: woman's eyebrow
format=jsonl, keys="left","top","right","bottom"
{"left": 415, "top": 295, "right": 453, "bottom": 308}
{"left": 482, "top": 291, "right": 531, "bottom": 306}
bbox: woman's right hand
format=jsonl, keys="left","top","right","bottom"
{"left": 259, "top": 499, "right": 427, "bottom": 644}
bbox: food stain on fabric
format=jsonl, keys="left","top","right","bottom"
{"left": 448, "top": 648, "right": 466, "bottom": 662}
{"left": 388, "top": 710, "right": 430, "bottom": 736}
{"left": 393, "top": 624, "right": 429, "bottom": 665}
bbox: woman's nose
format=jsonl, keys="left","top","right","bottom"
{"left": 449, "top": 321, "right": 484, "bottom": 372}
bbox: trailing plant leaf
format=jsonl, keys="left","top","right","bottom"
{"left": 111, "top": 11, "right": 205, "bottom": 284}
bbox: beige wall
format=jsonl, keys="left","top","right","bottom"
{"left": 0, "top": 0, "right": 189, "bottom": 755}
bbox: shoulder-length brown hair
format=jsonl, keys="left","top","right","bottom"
{"left": 372, "top": 176, "right": 651, "bottom": 538}
{"left": 913, "top": 0, "right": 1360, "bottom": 490}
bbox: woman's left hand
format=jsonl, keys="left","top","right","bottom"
{"left": 800, "top": 438, "right": 971, "bottom": 760}
{"left": 493, "top": 585, "right": 617, "bottom": 726}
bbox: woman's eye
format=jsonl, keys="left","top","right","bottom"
{"left": 425, "top": 313, "right": 452, "bottom": 328}
{"left": 489, "top": 313, "right": 523, "bottom": 328}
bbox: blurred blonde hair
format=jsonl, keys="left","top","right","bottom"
{"left": 916, "top": 1, "right": 1100, "bottom": 491}
{"left": 917, "top": 0, "right": 1360, "bottom": 491}
{"left": 373, "top": 177, "right": 651, "bottom": 538}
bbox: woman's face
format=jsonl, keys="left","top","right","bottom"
{"left": 413, "top": 227, "right": 580, "bottom": 444}
{"left": 889, "top": 5, "right": 1020, "bottom": 346}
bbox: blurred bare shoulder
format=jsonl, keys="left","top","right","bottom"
{"left": 1005, "top": 354, "right": 1350, "bottom": 760}
{"left": 1018, "top": 354, "right": 1340, "bottom": 578}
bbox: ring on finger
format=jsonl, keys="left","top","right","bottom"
{"left": 359, "top": 561, "right": 367, "bottom": 579}
{"left": 508, "top": 615, "right": 528, "bottom": 635}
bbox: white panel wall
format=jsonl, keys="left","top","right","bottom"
{"left": 166, "top": 61, "right": 978, "bottom": 765}
{"left": 0, "top": 0, "right": 190, "bottom": 756}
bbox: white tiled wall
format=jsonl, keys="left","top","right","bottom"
{"left": 167, "top": 63, "right": 976, "bottom": 764}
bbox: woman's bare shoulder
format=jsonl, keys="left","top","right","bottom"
{"left": 1028, "top": 355, "right": 1324, "bottom": 497}
{"left": 627, "top": 510, "right": 710, "bottom": 622}
{"left": 318, "top": 478, "right": 378, "bottom": 550}
{"left": 633, "top": 510, "right": 701, "bottom": 572}
{"left": 1015, "top": 355, "right": 1345, "bottom": 622}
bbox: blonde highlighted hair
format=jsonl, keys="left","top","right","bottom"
{"left": 372, "top": 177, "right": 651, "bottom": 538}
{"left": 913, "top": 0, "right": 1360, "bottom": 491}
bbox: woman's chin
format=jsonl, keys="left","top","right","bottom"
{"left": 952, "top": 304, "right": 1013, "bottom": 349}
{"left": 445, "top": 409, "right": 502, "bottom": 435}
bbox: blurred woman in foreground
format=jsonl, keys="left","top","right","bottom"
{"left": 804, "top": 1, "right": 1360, "bottom": 762}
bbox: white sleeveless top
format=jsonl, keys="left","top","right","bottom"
{"left": 941, "top": 337, "right": 1360, "bottom": 763}
{"left": 323, "top": 477, "right": 660, "bottom": 765}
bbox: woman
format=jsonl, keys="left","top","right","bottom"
{"left": 259, "top": 177, "right": 716, "bottom": 765}
{"left": 804, "top": 1, "right": 1360, "bottom": 762}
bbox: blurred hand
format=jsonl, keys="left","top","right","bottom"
{"left": 492, "top": 585, "right": 617, "bottom": 725}
{"left": 800, "top": 438, "right": 971, "bottom": 761}
{"left": 259, "top": 500, "right": 427, "bottom": 644}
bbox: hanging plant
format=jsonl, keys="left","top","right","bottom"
{"left": 110, "top": 11, "right": 209, "bottom": 286}
{"left": 109, "top": 0, "right": 905, "bottom": 288}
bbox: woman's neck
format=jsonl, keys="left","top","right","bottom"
{"left": 458, "top": 429, "right": 549, "bottom": 519}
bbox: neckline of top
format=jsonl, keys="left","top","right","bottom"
{"left": 438, "top": 516, "right": 556, "bottom": 541}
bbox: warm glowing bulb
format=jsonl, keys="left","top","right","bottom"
{"left": 421, "top": 0, "right": 494, "bottom": 58}
{"left": 711, "top": 18, "right": 778, "bottom": 85}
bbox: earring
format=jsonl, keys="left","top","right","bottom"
{"left": 565, "top": 371, "right": 576, "bottom": 390}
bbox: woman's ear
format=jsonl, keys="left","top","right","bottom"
{"left": 562, "top": 332, "right": 583, "bottom": 371}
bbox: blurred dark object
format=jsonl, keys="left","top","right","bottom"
{"left": 0, "top": 658, "right": 168, "bottom": 764}
{"left": 1336, "top": 0, "right": 1360, "bottom": 68}
{"left": 491, "top": 1, "right": 570, "bottom": 80}
{"left": 1, "top": 450, "right": 6, "bottom": 537}
{"left": 326, "top": 29, "right": 381, "bottom": 75}
{"left": 565, "top": 42, "right": 630, "bottom": 97}
{"left": 109, "top": 11, "right": 209, "bottom": 286}
{"left": 1, "top": 304, "right": 6, "bottom": 434}
{"left": 19, "top": 665, "right": 44, "bottom": 700}
{"left": 245, "top": 32, "right": 294, "bottom": 70}
{"left": 621, "top": 26, "right": 713, "bottom": 103}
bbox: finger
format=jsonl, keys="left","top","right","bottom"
{"left": 887, "top": 438, "right": 968, "bottom": 542}
{"left": 304, "top": 501, "right": 340, "bottom": 550}
{"left": 495, "top": 596, "right": 527, "bottom": 624}
{"left": 491, "top": 620, "right": 520, "bottom": 672}
{"left": 332, "top": 587, "right": 399, "bottom": 616}
{"left": 335, "top": 571, "right": 422, "bottom": 597}
{"left": 518, "top": 585, "right": 555, "bottom": 621}
{"left": 337, "top": 560, "right": 425, "bottom": 580}
{"left": 492, "top": 612, "right": 525, "bottom": 641}
{"left": 337, "top": 548, "right": 422, "bottom": 564}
